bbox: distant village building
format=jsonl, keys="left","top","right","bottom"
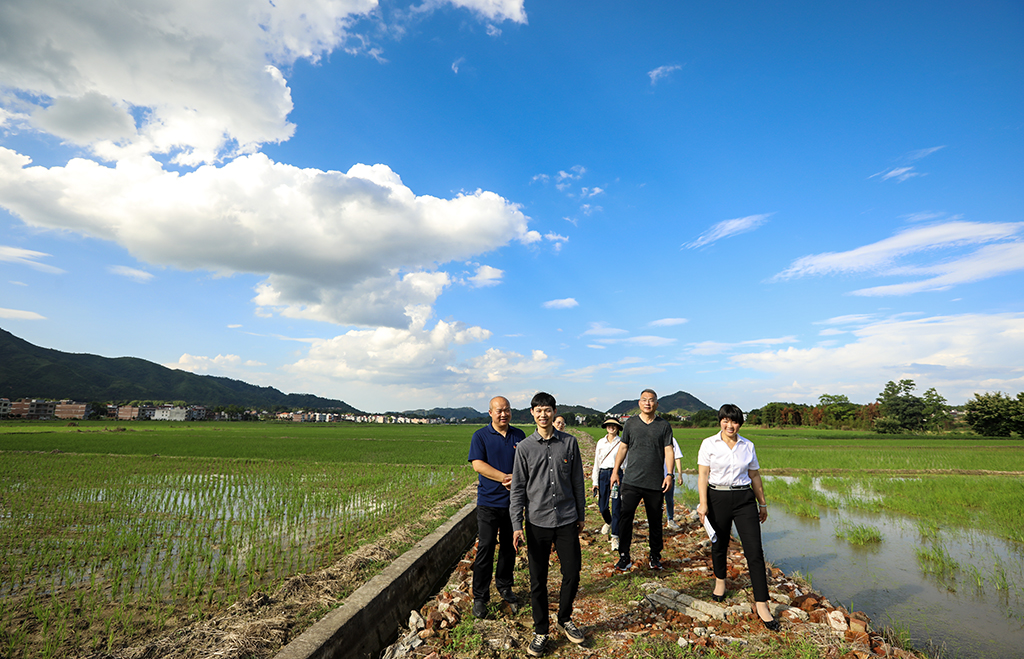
{"left": 0, "top": 398, "right": 10, "bottom": 418}
{"left": 55, "top": 401, "right": 91, "bottom": 420}
{"left": 153, "top": 407, "right": 188, "bottom": 421}
{"left": 11, "top": 399, "right": 57, "bottom": 420}
{"left": 117, "top": 406, "right": 156, "bottom": 421}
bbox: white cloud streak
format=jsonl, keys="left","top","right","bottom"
{"left": 684, "top": 214, "right": 771, "bottom": 249}
{"left": 109, "top": 265, "right": 154, "bottom": 283}
{"left": 773, "top": 221, "right": 1024, "bottom": 295}
{"left": 0, "top": 245, "right": 65, "bottom": 274}
{"left": 0, "top": 307, "right": 46, "bottom": 320}
{"left": 648, "top": 64, "right": 682, "bottom": 85}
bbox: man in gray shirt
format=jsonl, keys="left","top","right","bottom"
{"left": 610, "top": 388, "right": 675, "bottom": 571}
{"left": 510, "top": 392, "right": 587, "bottom": 656}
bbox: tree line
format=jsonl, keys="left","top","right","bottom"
{"left": 741, "top": 381, "right": 1023, "bottom": 437}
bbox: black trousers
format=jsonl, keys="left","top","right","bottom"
{"left": 706, "top": 487, "right": 769, "bottom": 602}
{"left": 525, "top": 521, "right": 581, "bottom": 634}
{"left": 616, "top": 482, "right": 664, "bottom": 561}
{"left": 472, "top": 505, "right": 515, "bottom": 601}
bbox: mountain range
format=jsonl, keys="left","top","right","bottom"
{"left": 1, "top": 328, "right": 713, "bottom": 416}
{"left": 0, "top": 328, "right": 361, "bottom": 412}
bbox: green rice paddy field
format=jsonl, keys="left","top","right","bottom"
{"left": 1, "top": 420, "right": 1022, "bottom": 657}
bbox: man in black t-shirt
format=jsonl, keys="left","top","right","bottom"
{"left": 609, "top": 388, "right": 674, "bottom": 571}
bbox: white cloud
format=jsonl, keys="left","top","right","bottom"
{"left": 581, "top": 322, "right": 628, "bottom": 337}
{"left": 773, "top": 221, "right": 1024, "bottom": 294}
{"left": 0, "top": 0, "right": 524, "bottom": 165}
{"left": 649, "top": 318, "right": 688, "bottom": 327}
{"left": 729, "top": 312, "right": 1024, "bottom": 404}
{"left": 543, "top": 297, "right": 578, "bottom": 309}
{"left": 869, "top": 146, "right": 945, "bottom": 184}
{"left": 0, "top": 150, "right": 532, "bottom": 328}
{"left": 452, "top": 57, "right": 466, "bottom": 73}
{"left": 598, "top": 335, "right": 676, "bottom": 347}
{"left": 0, "top": 0, "right": 384, "bottom": 165}
{"left": 166, "top": 353, "right": 245, "bottom": 372}
{"left": 283, "top": 320, "right": 550, "bottom": 392}
{"left": 648, "top": 64, "right": 682, "bottom": 85}
{"left": 109, "top": 265, "right": 154, "bottom": 283}
{"left": 0, "top": 245, "right": 65, "bottom": 274}
{"left": 684, "top": 213, "right": 771, "bottom": 249}
{"left": 688, "top": 336, "right": 798, "bottom": 356}
{"left": 468, "top": 264, "right": 503, "bottom": 287}
{"left": 869, "top": 166, "right": 921, "bottom": 182}
{"left": 0, "top": 307, "right": 45, "bottom": 320}
{"left": 850, "top": 241, "right": 1024, "bottom": 296}
{"left": 428, "top": 0, "right": 527, "bottom": 24}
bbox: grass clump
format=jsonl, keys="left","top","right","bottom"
{"left": 834, "top": 519, "right": 883, "bottom": 545}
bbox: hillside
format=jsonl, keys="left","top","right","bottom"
{"left": 607, "top": 390, "right": 713, "bottom": 416}
{"left": 0, "top": 328, "right": 362, "bottom": 412}
{"left": 398, "top": 407, "right": 485, "bottom": 420}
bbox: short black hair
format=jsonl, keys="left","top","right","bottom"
{"left": 718, "top": 404, "right": 744, "bottom": 425}
{"left": 531, "top": 391, "right": 557, "bottom": 409}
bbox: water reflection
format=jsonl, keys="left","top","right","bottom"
{"left": 678, "top": 475, "right": 1024, "bottom": 659}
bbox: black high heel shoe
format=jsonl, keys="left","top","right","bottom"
{"left": 759, "top": 615, "right": 780, "bottom": 632}
{"left": 711, "top": 593, "right": 726, "bottom": 603}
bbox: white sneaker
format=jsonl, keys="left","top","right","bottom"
{"left": 610, "top": 535, "right": 619, "bottom": 551}
{"left": 600, "top": 523, "right": 610, "bottom": 535}
{"left": 667, "top": 519, "right": 680, "bottom": 530}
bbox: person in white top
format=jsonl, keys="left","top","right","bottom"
{"left": 663, "top": 437, "right": 683, "bottom": 529}
{"left": 696, "top": 404, "right": 779, "bottom": 632}
{"left": 591, "top": 417, "right": 627, "bottom": 550}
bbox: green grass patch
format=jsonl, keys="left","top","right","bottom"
{"left": 834, "top": 520, "right": 883, "bottom": 545}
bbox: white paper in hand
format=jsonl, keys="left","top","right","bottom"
{"left": 703, "top": 516, "right": 717, "bottom": 543}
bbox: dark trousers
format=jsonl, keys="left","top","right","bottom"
{"left": 706, "top": 488, "right": 769, "bottom": 602}
{"left": 472, "top": 506, "right": 515, "bottom": 601}
{"left": 617, "top": 482, "right": 664, "bottom": 561}
{"left": 525, "top": 521, "right": 581, "bottom": 634}
{"left": 596, "top": 468, "right": 622, "bottom": 535}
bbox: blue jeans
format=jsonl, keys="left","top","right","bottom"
{"left": 596, "top": 468, "right": 622, "bottom": 535}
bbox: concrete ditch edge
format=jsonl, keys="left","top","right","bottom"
{"left": 272, "top": 502, "right": 477, "bottom": 659}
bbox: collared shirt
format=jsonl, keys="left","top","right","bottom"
{"left": 468, "top": 423, "right": 526, "bottom": 508}
{"left": 591, "top": 435, "right": 627, "bottom": 486}
{"left": 697, "top": 431, "right": 760, "bottom": 487}
{"left": 509, "top": 429, "right": 586, "bottom": 531}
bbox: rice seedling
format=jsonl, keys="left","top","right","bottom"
{"left": 834, "top": 519, "right": 883, "bottom": 545}
{"left": 0, "top": 428, "right": 476, "bottom": 658}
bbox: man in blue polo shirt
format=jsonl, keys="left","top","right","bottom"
{"left": 468, "top": 395, "right": 526, "bottom": 618}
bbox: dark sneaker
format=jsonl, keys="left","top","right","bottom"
{"left": 499, "top": 587, "right": 519, "bottom": 605}
{"left": 556, "top": 619, "right": 585, "bottom": 644}
{"left": 614, "top": 556, "right": 632, "bottom": 571}
{"left": 472, "top": 599, "right": 488, "bottom": 618}
{"left": 648, "top": 557, "right": 664, "bottom": 570}
{"left": 527, "top": 633, "right": 547, "bottom": 656}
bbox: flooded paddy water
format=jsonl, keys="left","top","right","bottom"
{"left": 679, "top": 475, "right": 1024, "bottom": 659}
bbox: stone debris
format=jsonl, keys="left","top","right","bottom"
{"left": 378, "top": 501, "right": 925, "bottom": 659}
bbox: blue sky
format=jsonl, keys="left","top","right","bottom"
{"left": 1, "top": 0, "right": 1022, "bottom": 413}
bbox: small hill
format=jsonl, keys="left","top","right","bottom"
{"left": 0, "top": 328, "right": 362, "bottom": 412}
{"left": 607, "top": 390, "right": 713, "bottom": 416}
{"left": 399, "top": 407, "right": 485, "bottom": 420}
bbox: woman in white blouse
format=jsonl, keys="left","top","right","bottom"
{"left": 591, "top": 417, "right": 627, "bottom": 551}
{"left": 697, "top": 404, "right": 778, "bottom": 631}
